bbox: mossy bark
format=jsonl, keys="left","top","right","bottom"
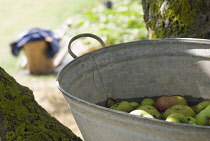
{"left": 142, "top": 0, "right": 210, "bottom": 39}
{"left": 0, "top": 67, "right": 82, "bottom": 141}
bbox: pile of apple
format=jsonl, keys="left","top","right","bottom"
{"left": 107, "top": 96, "right": 210, "bottom": 126}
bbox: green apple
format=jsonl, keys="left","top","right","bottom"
{"left": 166, "top": 113, "right": 188, "bottom": 123}
{"left": 130, "top": 102, "right": 140, "bottom": 109}
{"left": 107, "top": 98, "right": 117, "bottom": 108}
{"left": 195, "top": 105, "right": 210, "bottom": 126}
{"left": 110, "top": 103, "right": 121, "bottom": 111}
{"left": 194, "top": 101, "right": 210, "bottom": 113}
{"left": 187, "top": 117, "right": 196, "bottom": 125}
{"left": 137, "top": 105, "right": 161, "bottom": 119}
{"left": 154, "top": 96, "right": 188, "bottom": 111}
{"left": 130, "top": 110, "right": 154, "bottom": 119}
{"left": 117, "top": 101, "right": 134, "bottom": 112}
{"left": 140, "top": 98, "right": 155, "bottom": 106}
{"left": 205, "top": 104, "right": 210, "bottom": 110}
{"left": 163, "top": 105, "right": 195, "bottom": 119}
{"left": 110, "top": 101, "right": 134, "bottom": 112}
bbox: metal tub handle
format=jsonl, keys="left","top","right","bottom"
{"left": 68, "top": 33, "right": 106, "bottom": 58}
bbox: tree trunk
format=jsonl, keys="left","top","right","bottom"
{"left": 142, "top": 0, "right": 210, "bottom": 39}
{"left": 0, "top": 67, "right": 82, "bottom": 141}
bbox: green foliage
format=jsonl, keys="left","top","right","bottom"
{"left": 67, "top": 0, "right": 147, "bottom": 46}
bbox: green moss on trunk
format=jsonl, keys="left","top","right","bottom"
{"left": 0, "top": 67, "right": 82, "bottom": 141}
{"left": 143, "top": 0, "right": 204, "bottom": 39}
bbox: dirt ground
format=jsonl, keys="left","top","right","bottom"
{"left": 14, "top": 70, "right": 83, "bottom": 139}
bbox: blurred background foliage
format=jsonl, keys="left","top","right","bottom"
{"left": 0, "top": 0, "right": 147, "bottom": 74}
{"left": 66, "top": 0, "right": 147, "bottom": 46}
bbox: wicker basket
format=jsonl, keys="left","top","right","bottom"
{"left": 23, "top": 40, "right": 54, "bottom": 75}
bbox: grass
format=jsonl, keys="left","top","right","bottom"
{"left": 0, "top": 0, "right": 100, "bottom": 74}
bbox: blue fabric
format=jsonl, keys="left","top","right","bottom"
{"left": 10, "top": 28, "right": 60, "bottom": 58}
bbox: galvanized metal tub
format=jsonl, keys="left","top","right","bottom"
{"left": 57, "top": 35, "right": 210, "bottom": 141}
